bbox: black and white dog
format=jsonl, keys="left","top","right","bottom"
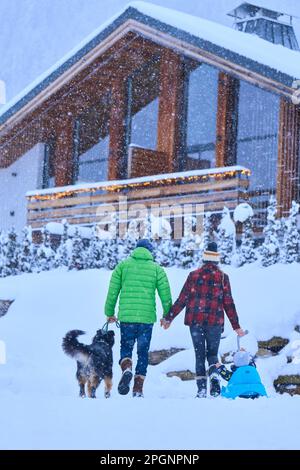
{"left": 62, "top": 329, "right": 114, "bottom": 398}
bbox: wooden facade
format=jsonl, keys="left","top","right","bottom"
{"left": 0, "top": 12, "right": 299, "bottom": 232}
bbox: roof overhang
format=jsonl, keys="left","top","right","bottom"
{"left": 1, "top": 5, "right": 299, "bottom": 137}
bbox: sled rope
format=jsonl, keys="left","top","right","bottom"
{"left": 102, "top": 320, "right": 120, "bottom": 333}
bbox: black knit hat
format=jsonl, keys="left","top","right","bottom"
{"left": 207, "top": 241, "right": 218, "bottom": 253}
{"left": 203, "top": 241, "right": 220, "bottom": 263}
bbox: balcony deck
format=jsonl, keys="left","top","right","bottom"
{"left": 26, "top": 165, "right": 250, "bottom": 234}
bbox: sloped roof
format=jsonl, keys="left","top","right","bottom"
{"left": 1, "top": 1, "right": 300, "bottom": 127}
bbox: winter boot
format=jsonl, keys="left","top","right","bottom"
{"left": 118, "top": 358, "right": 133, "bottom": 395}
{"left": 195, "top": 376, "right": 207, "bottom": 398}
{"left": 132, "top": 375, "right": 145, "bottom": 397}
{"left": 208, "top": 365, "right": 221, "bottom": 397}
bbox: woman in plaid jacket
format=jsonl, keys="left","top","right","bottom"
{"left": 162, "top": 241, "right": 245, "bottom": 398}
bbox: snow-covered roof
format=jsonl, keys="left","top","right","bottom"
{"left": 26, "top": 165, "right": 249, "bottom": 198}
{"left": 1, "top": 1, "right": 300, "bottom": 127}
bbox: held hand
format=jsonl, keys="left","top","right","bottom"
{"left": 235, "top": 328, "right": 246, "bottom": 337}
{"left": 108, "top": 316, "right": 117, "bottom": 324}
{"left": 160, "top": 318, "right": 171, "bottom": 330}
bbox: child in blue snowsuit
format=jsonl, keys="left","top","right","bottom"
{"left": 216, "top": 350, "right": 267, "bottom": 399}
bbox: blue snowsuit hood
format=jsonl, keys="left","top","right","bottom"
{"left": 221, "top": 365, "right": 267, "bottom": 399}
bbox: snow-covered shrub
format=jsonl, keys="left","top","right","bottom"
{"left": 156, "top": 238, "right": 177, "bottom": 267}
{"left": 260, "top": 196, "right": 281, "bottom": 267}
{"left": 69, "top": 228, "right": 86, "bottom": 270}
{"left": 54, "top": 219, "right": 72, "bottom": 268}
{"left": 281, "top": 201, "right": 300, "bottom": 264}
{"left": 18, "top": 226, "right": 34, "bottom": 273}
{"left": 217, "top": 207, "right": 235, "bottom": 265}
{"left": 1, "top": 228, "right": 20, "bottom": 276}
{"left": 36, "top": 228, "right": 55, "bottom": 272}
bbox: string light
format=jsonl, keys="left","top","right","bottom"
{"left": 27, "top": 168, "right": 251, "bottom": 202}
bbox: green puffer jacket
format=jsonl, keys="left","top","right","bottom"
{"left": 105, "top": 247, "right": 172, "bottom": 324}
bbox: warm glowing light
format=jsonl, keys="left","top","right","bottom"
{"left": 27, "top": 169, "right": 251, "bottom": 202}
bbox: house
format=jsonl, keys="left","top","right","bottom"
{"left": 0, "top": 1, "right": 299, "bottom": 237}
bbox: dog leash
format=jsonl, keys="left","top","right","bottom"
{"left": 102, "top": 320, "right": 120, "bottom": 333}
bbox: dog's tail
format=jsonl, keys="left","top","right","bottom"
{"left": 62, "top": 330, "right": 90, "bottom": 362}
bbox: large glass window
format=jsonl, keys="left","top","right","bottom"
{"left": 183, "top": 63, "right": 219, "bottom": 171}
{"left": 128, "top": 62, "right": 160, "bottom": 150}
{"left": 42, "top": 139, "right": 55, "bottom": 188}
{"left": 75, "top": 93, "right": 110, "bottom": 183}
{"left": 236, "top": 81, "right": 279, "bottom": 192}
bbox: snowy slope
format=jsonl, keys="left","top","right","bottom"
{"left": 0, "top": 264, "right": 300, "bottom": 449}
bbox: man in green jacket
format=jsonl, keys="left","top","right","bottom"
{"left": 105, "top": 239, "right": 172, "bottom": 397}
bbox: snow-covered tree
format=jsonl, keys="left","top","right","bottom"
{"left": 1, "top": 228, "right": 20, "bottom": 276}
{"left": 69, "top": 228, "right": 86, "bottom": 270}
{"left": 238, "top": 217, "right": 257, "bottom": 265}
{"left": 281, "top": 201, "right": 300, "bottom": 264}
{"left": 18, "top": 226, "right": 34, "bottom": 273}
{"left": 156, "top": 238, "right": 176, "bottom": 267}
{"left": 54, "top": 219, "right": 71, "bottom": 268}
{"left": 0, "top": 231, "right": 7, "bottom": 277}
{"left": 217, "top": 207, "right": 235, "bottom": 265}
{"left": 36, "top": 228, "right": 55, "bottom": 272}
{"left": 85, "top": 226, "right": 106, "bottom": 269}
{"left": 120, "top": 220, "right": 139, "bottom": 260}
{"left": 260, "top": 196, "right": 281, "bottom": 267}
{"left": 202, "top": 211, "right": 212, "bottom": 252}
{"left": 176, "top": 215, "right": 198, "bottom": 269}
{"left": 102, "top": 237, "right": 120, "bottom": 270}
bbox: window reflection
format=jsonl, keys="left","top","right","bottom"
{"left": 236, "top": 81, "right": 279, "bottom": 192}
{"left": 183, "top": 63, "right": 219, "bottom": 171}
{"left": 75, "top": 93, "right": 110, "bottom": 183}
{"left": 128, "top": 62, "right": 160, "bottom": 150}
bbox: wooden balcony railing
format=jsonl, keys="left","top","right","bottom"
{"left": 26, "top": 165, "right": 250, "bottom": 232}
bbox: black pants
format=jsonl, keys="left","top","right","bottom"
{"left": 190, "top": 324, "right": 222, "bottom": 377}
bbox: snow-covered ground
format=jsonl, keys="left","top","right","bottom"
{"left": 1, "top": 264, "right": 300, "bottom": 450}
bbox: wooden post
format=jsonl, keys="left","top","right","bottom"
{"left": 277, "top": 98, "right": 300, "bottom": 217}
{"left": 54, "top": 115, "right": 74, "bottom": 187}
{"left": 215, "top": 72, "right": 239, "bottom": 167}
{"left": 108, "top": 78, "right": 128, "bottom": 180}
{"left": 157, "top": 49, "right": 185, "bottom": 172}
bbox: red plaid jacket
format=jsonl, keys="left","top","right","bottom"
{"left": 165, "top": 262, "right": 240, "bottom": 329}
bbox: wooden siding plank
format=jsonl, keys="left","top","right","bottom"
{"left": 277, "top": 98, "right": 300, "bottom": 216}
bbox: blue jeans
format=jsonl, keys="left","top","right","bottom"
{"left": 190, "top": 324, "right": 222, "bottom": 377}
{"left": 120, "top": 322, "right": 153, "bottom": 376}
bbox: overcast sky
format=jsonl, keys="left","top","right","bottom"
{"left": 0, "top": 0, "right": 299, "bottom": 102}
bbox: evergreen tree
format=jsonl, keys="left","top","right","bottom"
{"left": 85, "top": 226, "right": 106, "bottom": 269}
{"left": 69, "top": 228, "right": 86, "bottom": 270}
{"left": 176, "top": 215, "right": 197, "bottom": 269}
{"left": 54, "top": 219, "right": 71, "bottom": 268}
{"left": 18, "top": 226, "right": 34, "bottom": 273}
{"left": 156, "top": 238, "right": 176, "bottom": 267}
{"left": 102, "top": 237, "right": 119, "bottom": 270}
{"left": 217, "top": 207, "right": 235, "bottom": 265}
{"left": 281, "top": 201, "right": 300, "bottom": 264}
{"left": 0, "top": 231, "right": 6, "bottom": 278}
{"left": 176, "top": 236, "right": 196, "bottom": 269}
{"left": 36, "top": 228, "right": 55, "bottom": 272}
{"left": 2, "top": 228, "right": 20, "bottom": 276}
{"left": 238, "top": 217, "right": 257, "bottom": 265}
{"left": 260, "top": 196, "right": 281, "bottom": 267}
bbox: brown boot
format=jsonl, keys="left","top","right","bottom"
{"left": 132, "top": 375, "right": 145, "bottom": 397}
{"left": 118, "top": 357, "right": 133, "bottom": 395}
